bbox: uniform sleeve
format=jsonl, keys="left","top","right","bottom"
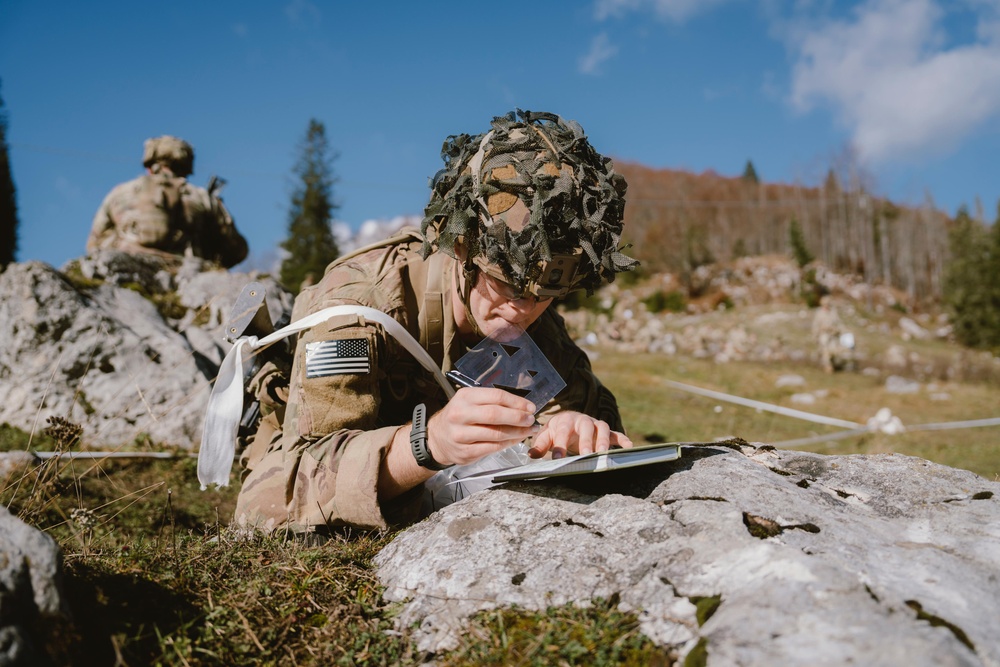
{"left": 235, "top": 311, "right": 422, "bottom": 532}
{"left": 533, "top": 310, "right": 625, "bottom": 433}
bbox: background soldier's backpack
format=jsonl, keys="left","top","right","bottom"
{"left": 125, "top": 173, "right": 189, "bottom": 251}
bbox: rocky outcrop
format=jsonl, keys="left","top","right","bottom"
{"left": 560, "top": 256, "right": 953, "bottom": 370}
{"left": 0, "top": 252, "right": 292, "bottom": 448}
{"left": 376, "top": 444, "right": 1000, "bottom": 665}
{"left": 0, "top": 506, "right": 69, "bottom": 666}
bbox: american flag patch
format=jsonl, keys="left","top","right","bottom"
{"left": 305, "top": 338, "right": 370, "bottom": 378}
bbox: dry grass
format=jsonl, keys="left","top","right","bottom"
{"left": 3, "top": 289, "right": 999, "bottom": 664}
{"left": 2, "top": 424, "right": 662, "bottom": 665}
{"left": 591, "top": 350, "right": 1000, "bottom": 481}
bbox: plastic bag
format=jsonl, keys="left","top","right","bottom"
{"left": 420, "top": 442, "right": 533, "bottom": 514}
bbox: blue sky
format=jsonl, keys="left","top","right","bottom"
{"left": 3, "top": 0, "right": 1000, "bottom": 271}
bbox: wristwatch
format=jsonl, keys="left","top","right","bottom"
{"left": 410, "top": 403, "right": 453, "bottom": 471}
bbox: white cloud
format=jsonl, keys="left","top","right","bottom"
{"left": 338, "top": 216, "right": 420, "bottom": 254}
{"left": 595, "top": 0, "right": 733, "bottom": 23}
{"left": 579, "top": 33, "right": 619, "bottom": 75}
{"left": 788, "top": 0, "right": 1000, "bottom": 164}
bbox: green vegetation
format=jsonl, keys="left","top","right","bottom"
{"left": 590, "top": 350, "right": 1000, "bottom": 481}
{"left": 0, "top": 421, "right": 56, "bottom": 451}
{"left": 788, "top": 217, "right": 814, "bottom": 268}
{"left": 559, "top": 289, "right": 612, "bottom": 313}
{"left": 798, "top": 266, "right": 825, "bottom": 308}
{"left": 120, "top": 280, "right": 189, "bottom": 320}
{"left": 3, "top": 449, "right": 670, "bottom": 665}
{"left": 643, "top": 289, "right": 687, "bottom": 313}
{"left": 3, "top": 416, "right": 671, "bottom": 665}
{"left": 5, "top": 279, "right": 1000, "bottom": 664}
{"left": 60, "top": 260, "right": 105, "bottom": 291}
{"left": 439, "top": 600, "right": 671, "bottom": 666}
{"left": 943, "top": 206, "right": 1000, "bottom": 352}
{"left": 280, "top": 118, "right": 341, "bottom": 294}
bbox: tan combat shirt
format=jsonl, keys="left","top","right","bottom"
{"left": 235, "top": 232, "right": 623, "bottom": 533}
{"left": 88, "top": 173, "right": 248, "bottom": 268}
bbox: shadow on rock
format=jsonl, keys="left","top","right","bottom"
{"left": 506, "top": 444, "right": 731, "bottom": 503}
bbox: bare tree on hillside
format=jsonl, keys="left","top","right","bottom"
{"left": 617, "top": 159, "right": 952, "bottom": 304}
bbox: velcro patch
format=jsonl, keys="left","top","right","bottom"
{"left": 305, "top": 338, "right": 370, "bottom": 378}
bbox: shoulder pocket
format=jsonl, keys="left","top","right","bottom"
{"left": 293, "top": 320, "right": 382, "bottom": 438}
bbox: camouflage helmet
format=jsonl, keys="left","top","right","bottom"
{"left": 420, "top": 109, "right": 637, "bottom": 297}
{"left": 142, "top": 135, "right": 194, "bottom": 178}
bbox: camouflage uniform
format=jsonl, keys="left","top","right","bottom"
{"left": 87, "top": 136, "right": 248, "bottom": 268}
{"left": 235, "top": 231, "right": 623, "bottom": 532}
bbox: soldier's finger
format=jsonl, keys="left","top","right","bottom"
{"left": 544, "top": 417, "right": 578, "bottom": 459}
{"left": 528, "top": 428, "right": 552, "bottom": 458}
{"left": 459, "top": 424, "right": 538, "bottom": 445}
{"left": 528, "top": 424, "right": 571, "bottom": 458}
{"left": 609, "top": 430, "right": 634, "bottom": 449}
{"left": 576, "top": 419, "right": 597, "bottom": 455}
{"left": 592, "top": 420, "right": 612, "bottom": 453}
{"left": 457, "top": 386, "right": 535, "bottom": 413}
{"left": 550, "top": 437, "right": 571, "bottom": 460}
{"left": 454, "top": 401, "right": 537, "bottom": 429}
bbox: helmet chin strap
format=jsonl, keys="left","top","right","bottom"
{"left": 456, "top": 262, "right": 485, "bottom": 340}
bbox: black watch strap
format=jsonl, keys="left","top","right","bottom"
{"left": 410, "top": 403, "right": 452, "bottom": 471}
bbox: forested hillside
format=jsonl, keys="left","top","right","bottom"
{"left": 617, "top": 162, "right": 953, "bottom": 304}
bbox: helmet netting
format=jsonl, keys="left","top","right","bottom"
{"left": 420, "top": 109, "right": 637, "bottom": 294}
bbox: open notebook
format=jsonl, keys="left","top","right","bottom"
{"left": 454, "top": 441, "right": 683, "bottom": 484}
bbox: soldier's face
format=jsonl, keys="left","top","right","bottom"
{"left": 457, "top": 270, "right": 553, "bottom": 338}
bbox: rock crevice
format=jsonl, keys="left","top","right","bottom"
{"left": 376, "top": 445, "right": 1000, "bottom": 665}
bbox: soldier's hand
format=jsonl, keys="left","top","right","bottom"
{"left": 528, "top": 411, "right": 633, "bottom": 460}
{"left": 427, "top": 387, "right": 539, "bottom": 466}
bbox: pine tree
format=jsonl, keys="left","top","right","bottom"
{"left": 0, "top": 80, "right": 19, "bottom": 269}
{"left": 741, "top": 160, "right": 759, "bottom": 184}
{"left": 943, "top": 205, "right": 1000, "bottom": 351}
{"left": 788, "top": 217, "right": 814, "bottom": 267}
{"left": 280, "top": 119, "right": 340, "bottom": 293}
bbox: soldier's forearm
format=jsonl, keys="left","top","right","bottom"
{"left": 377, "top": 424, "right": 435, "bottom": 501}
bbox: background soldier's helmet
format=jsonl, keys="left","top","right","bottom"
{"left": 142, "top": 135, "right": 195, "bottom": 178}
{"left": 420, "top": 109, "right": 638, "bottom": 297}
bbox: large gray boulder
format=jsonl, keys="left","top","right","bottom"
{"left": 0, "top": 252, "right": 292, "bottom": 449}
{"left": 376, "top": 444, "right": 1000, "bottom": 666}
{"left": 0, "top": 505, "right": 69, "bottom": 666}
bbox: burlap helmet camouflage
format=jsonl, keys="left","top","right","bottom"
{"left": 142, "top": 135, "right": 194, "bottom": 178}
{"left": 420, "top": 110, "right": 637, "bottom": 297}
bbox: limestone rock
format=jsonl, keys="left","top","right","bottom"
{"left": 0, "top": 506, "right": 69, "bottom": 666}
{"left": 899, "top": 316, "right": 932, "bottom": 340}
{"left": 376, "top": 445, "right": 1000, "bottom": 665}
{"left": 0, "top": 254, "right": 292, "bottom": 449}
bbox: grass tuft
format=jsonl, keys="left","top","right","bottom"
{"left": 437, "top": 599, "right": 673, "bottom": 666}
